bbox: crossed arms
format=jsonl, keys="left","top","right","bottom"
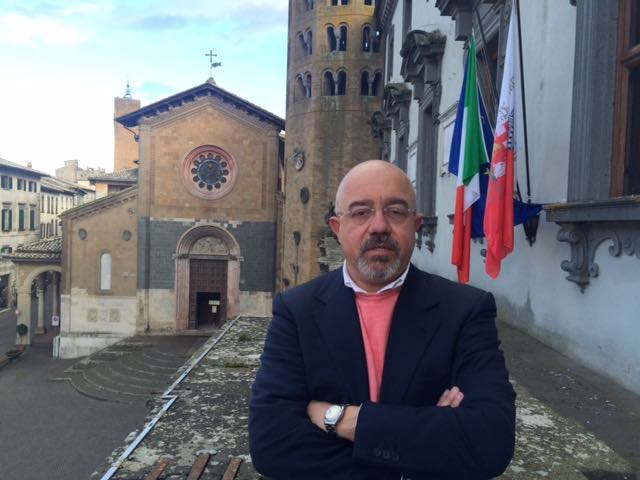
{"left": 249, "top": 287, "right": 516, "bottom": 479}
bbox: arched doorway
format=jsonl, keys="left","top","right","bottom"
{"left": 175, "top": 225, "right": 241, "bottom": 331}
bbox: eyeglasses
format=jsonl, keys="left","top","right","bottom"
{"left": 335, "top": 205, "right": 417, "bottom": 225}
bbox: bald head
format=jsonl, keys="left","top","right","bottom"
{"left": 335, "top": 160, "right": 417, "bottom": 213}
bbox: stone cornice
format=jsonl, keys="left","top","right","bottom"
{"left": 59, "top": 187, "right": 138, "bottom": 221}
{"left": 400, "top": 30, "right": 447, "bottom": 85}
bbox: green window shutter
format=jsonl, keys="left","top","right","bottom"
{"left": 18, "top": 209, "right": 24, "bottom": 231}
{"left": 30, "top": 209, "right": 35, "bottom": 230}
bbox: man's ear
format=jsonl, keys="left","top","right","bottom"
{"left": 414, "top": 213, "right": 424, "bottom": 232}
{"left": 329, "top": 216, "right": 341, "bottom": 237}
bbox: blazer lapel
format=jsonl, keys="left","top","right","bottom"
{"left": 313, "top": 272, "right": 370, "bottom": 403}
{"left": 379, "top": 266, "right": 442, "bottom": 403}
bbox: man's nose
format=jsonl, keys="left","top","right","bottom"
{"left": 367, "top": 208, "right": 391, "bottom": 233}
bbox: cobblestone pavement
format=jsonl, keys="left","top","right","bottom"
{"left": 95, "top": 317, "right": 639, "bottom": 480}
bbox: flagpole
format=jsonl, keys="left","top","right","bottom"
{"left": 515, "top": 0, "right": 532, "bottom": 203}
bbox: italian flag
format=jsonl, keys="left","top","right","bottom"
{"left": 449, "top": 35, "right": 489, "bottom": 283}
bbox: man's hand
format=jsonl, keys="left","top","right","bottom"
{"left": 307, "top": 401, "right": 360, "bottom": 442}
{"left": 437, "top": 386, "right": 464, "bottom": 408}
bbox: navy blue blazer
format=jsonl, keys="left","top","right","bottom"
{"left": 249, "top": 266, "right": 516, "bottom": 479}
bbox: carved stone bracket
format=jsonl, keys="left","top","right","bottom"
{"left": 383, "top": 83, "right": 412, "bottom": 131}
{"left": 434, "top": 0, "right": 474, "bottom": 40}
{"left": 416, "top": 216, "right": 438, "bottom": 253}
{"left": 556, "top": 221, "right": 640, "bottom": 292}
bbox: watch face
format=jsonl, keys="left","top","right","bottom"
{"left": 325, "top": 405, "right": 342, "bottom": 423}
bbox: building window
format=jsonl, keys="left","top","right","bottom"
{"left": 323, "top": 71, "right": 336, "bottom": 95}
{"left": 339, "top": 25, "right": 348, "bottom": 51}
{"left": 364, "top": 0, "right": 373, "bottom": 5}
{"left": 612, "top": 0, "right": 640, "bottom": 195}
{"left": 361, "top": 71, "right": 370, "bottom": 95}
{"left": 331, "top": 0, "right": 349, "bottom": 5}
{"left": 363, "top": 26, "right": 371, "bottom": 52}
{"left": 0, "top": 175, "right": 11, "bottom": 190}
{"left": 181, "top": 145, "right": 239, "bottom": 200}
{"left": 16, "top": 178, "right": 25, "bottom": 191}
{"left": 18, "top": 205, "right": 25, "bottom": 231}
{"left": 387, "top": 30, "right": 394, "bottom": 81}
{"left": 1, "top": 206, "right": 12, "bottom": 232}
{"left": 372, "top": 71, "right": 382, "bottom": 96}
{"left": 327, "top": 26, "right": 337, "bottom": 51}
{"left": 28, "top": 181, "right": 36, "bottom": 192}
{"left": 337, "top": 71, "right": 347, "bottom": 95}
{"left": 29, "top": 207, "right": 36, "bottom": 231}
{"left": 305, "top": 72, "right": 313, "bottom": 97}
{"left": 295, "top": 75, "right": 306, "bottom": 101}
{"left": 100, "top": 252, "right": 112, "bottom": 291}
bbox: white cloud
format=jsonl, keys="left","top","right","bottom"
{"left": 0, "top": 14, "right": 85, "bottom": 47}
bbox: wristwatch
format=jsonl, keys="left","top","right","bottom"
{"left": 323, "top": 404, "right": 346, "bottom": 435}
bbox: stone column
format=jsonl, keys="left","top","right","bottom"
{"left": 52, "top": 272, "right": 60, "bottom": 318}
{"left": 35, "top": 275, "right": 46, "bottom": 334}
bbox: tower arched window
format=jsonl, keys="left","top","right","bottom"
{"left": 372, "top": 29, "right": 381, "bottom": 52}
{"left": 306, "top": 30, "right": 313, "bottom": 55}
{"left": 362, "top": 26, "right": 371, "bottom": 52}
{"left": 339, "top": 25, "right": 348, "bottom": 51}
{"left": 304, "top": 73, "right": 312, "bottom": 97}
{"left": 327, "top": 26, "right": 337, "bottom": 51}
{"left": 306, "top": 0, "right": 315, "bottom": 10}
{"left": 337, "top": 71, "right": 347, "bottom": 95}
{"left": 360, "top": 71, "right": 370, "bottom": 95}
{"left": 295, "top": 75, "right": 306, "bottom": 101}
{"left": 297, "top": 32, "right": 307, "bottom": 59}
{"left": 371, "top": 71, "right": 382, "bottom": 96}
{"left": 323, "top": 71, "right": 336, "bottom": 95}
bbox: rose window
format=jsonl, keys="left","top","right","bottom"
{"left": 191, "top": 153, "right": 229, "bottom": 191}
{"left": 182, "top": 145, "right": 238, "bottom": 200}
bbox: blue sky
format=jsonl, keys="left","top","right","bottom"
{"left": 0, "top": 0, "right": 288, "bottom": 174}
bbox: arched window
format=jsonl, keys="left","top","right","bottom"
{"left": 323, "top": 71, "right": 336, "bottom": 95}
{"left": 295, "top": 75, "right": 306, "bottom": 101}
{"left": 337, "top": 71, "right": 347, "bottom": 95}
{"left": 360, "top": 71, "right": 370, "bottom": 95}
{"left": 306, "top": 30, "right": 313, "bottom": 55}
{"left": 307, "top": 0, "right": 315, "bottom": 10}
{"left": 100, "top": 252, "right": 112, "bottom": 291}
{"left": 327, "top": 26, "right": 337, "bottom": 51}
{"left": 339, "top": 25, "right": 348, "bottom": 51}
{"left": 362, "top": 26, "right": 371, "bottom": 52}
{"left": 372, "top": 29, "right": 381, "bottom": 52}
{"left": 304, "top": 73, "right": 312, "bottom": 97}
{"left": 371, "top": 71, "right": 382, "bottom": 96}
{"left": 297, "top": 32, "right": 307, "bottom": 59}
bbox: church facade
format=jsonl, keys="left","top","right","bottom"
{"left": 58, "top": 80, "right": 284, "bottom": 358}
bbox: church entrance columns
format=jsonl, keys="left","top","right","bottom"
{"left": 175, "top": 225, "right": 241, "bottom": 331}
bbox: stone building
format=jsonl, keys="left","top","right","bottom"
{"left": 40, "top": 176, "right": 87, "bottom": 239}
{"left": 113, "top": 85, "right": 141, "bottom": 172}
{"left": 374, "top": 0, "right": 640, "bottom": 395}
{"left": 280, "top": 0, "right": 384, "bottom": 288}
{"left": 57, "top": 79, "right": 284, "bottom": 358}
{"left": 0, "top": 158, "right": 44, "bottom": 309}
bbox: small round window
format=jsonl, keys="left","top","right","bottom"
{"left": 181, "top": 145, "right": 238, "bottom": 200}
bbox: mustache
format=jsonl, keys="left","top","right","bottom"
{"left": 360, "top": 234, "right": 400, "bottom": 254}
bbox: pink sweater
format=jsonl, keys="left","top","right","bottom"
{"left": 354, "top": 288, "right": 401, "bottom": 402}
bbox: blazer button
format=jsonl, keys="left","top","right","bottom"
{"left": 382, "top": 449, "right": 391, "bottom": 460}
{"left": 392, "top": 452, "right": 400, "bottom": 463}
{"left": 372, "top": 447, "right": 382, "bottom": 457}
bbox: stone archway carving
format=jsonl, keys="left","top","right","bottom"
{"left": 175, "top": 224, "right": 241, "bottom": 330}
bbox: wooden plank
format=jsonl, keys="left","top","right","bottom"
{"left": 186, "top": 452, "right": 211, "bottom": 480}
{"left": 222, "top": 458, "right": 243, "bottom": 480}
{"left": 145, "top": 458, "right": 170, "bottom": 480}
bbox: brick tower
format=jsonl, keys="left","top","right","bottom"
{"left": 113, "top": 83, "right": 141, "bottom": 171}
{"left": 281, "top": 0, "right": 384, "bottom": 289}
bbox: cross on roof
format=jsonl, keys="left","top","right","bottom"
{"left": 205, "top": 50, "right": 222, "bottom": 80}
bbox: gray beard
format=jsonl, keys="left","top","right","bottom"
{"left": 356, "top": 254, "right": 402, "bottom": 285}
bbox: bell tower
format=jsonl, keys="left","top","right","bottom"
{"left": 281, "top": 0, "right": 384, "bottom": 288}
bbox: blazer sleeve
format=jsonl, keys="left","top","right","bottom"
{"left": 249, "top": 292, "right": 367, "bottom": 479}
{"left": 352, "top": 291, "right": 516, "bottom": 479}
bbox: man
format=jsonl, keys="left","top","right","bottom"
{"left": 250, "top": 161, "right": 516, "bottom": 479}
